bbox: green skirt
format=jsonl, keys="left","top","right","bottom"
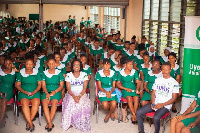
{"left": 182, "top": 117, "right": 200, "bottom": 133}
{"left": 0, "top": 86, "right": 14, "bottom": 101}
{"left": 41, "top": 91, "right": 61, "bottom": 102}
{"left": 121, "top": 89, "right": 139, "bottom": 98}
{"left": 18, "top": 91, "right": 40, "bottom": 102}
{"left": 99, "top": 95, "right": 117, "bottom": 103}
{"left": 141, "top": 91, "right": 151, "bottom": 101}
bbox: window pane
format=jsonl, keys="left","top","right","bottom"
{"left": 160, "top": 0, "right": 169, "bottom": 21}
{"left": 171, "top": 0, "right": 181, "bottom": 22}
{"left": 151, "top": 0, "right": 159, "bottom": 20}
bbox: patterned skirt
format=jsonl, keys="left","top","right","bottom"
{"left": 61, "top": 93, "right": 91, "bottom": 132}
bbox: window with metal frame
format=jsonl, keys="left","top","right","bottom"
{"left": 90, "top": 6, "right": 99, "bottom": 27}
{"left": 103, "top": 7, "right": 120, "bottom": 33}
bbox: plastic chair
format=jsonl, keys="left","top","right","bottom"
{"left": 145, "top": 111, "right": 171, "bottom": 133}
{"left": 93, "top": 81, "right": 120, "bottom": 123}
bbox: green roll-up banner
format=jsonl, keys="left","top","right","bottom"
{"left": 181, "top": 16, "right": 200, "bottom": 114}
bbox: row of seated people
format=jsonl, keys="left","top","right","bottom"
{"left": 0, "top": 16, "right": 199, "bottom": 133}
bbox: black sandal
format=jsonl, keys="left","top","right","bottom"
{"left": 29, "top": 124, "right": 35, "bottom": 132}
{"left": 45, "top": 124, "right": 49, "bottom": 130}
{"left": 47, "top": 124, "right": 54, "bottom": 132}
{"left": 26, "top": 123, "right": 30, "bottom": 131}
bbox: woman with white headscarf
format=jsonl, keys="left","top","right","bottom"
{"left": 148, "top": 45, "right": 158, "bottom": 61}
{"left": 160, "top": 47, "right": 171, "bottom": 64}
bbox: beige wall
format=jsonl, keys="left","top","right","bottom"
{"left": 7, "top": 4, "right": 88, "bottom": 24}
{"left": 126, "top": 0, "right": 143, "bottom": 42}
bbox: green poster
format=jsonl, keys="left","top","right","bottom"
{"left": 181, "top": 16, "right": 200, "bottom": 114}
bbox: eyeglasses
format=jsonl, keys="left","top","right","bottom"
{"left": 73, "top": 64, "right": 80, "bottom": 67}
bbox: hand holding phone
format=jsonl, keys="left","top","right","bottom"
{"left": 1, "top": 93, "right": 6, "bottom": 98}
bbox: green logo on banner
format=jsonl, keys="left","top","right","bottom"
{"left": 196, "top": 26, "right": 200, "bottom": 41}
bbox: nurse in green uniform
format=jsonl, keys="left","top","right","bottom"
{"left": 54, "top": 52, "right": 66, "bottom": 99}
{"left": 113, "top": 38, "right": 124, "bottom": 50}
{"left": 134, "top": 45, "right": 146, "bottom": 71}
{"left": 117, "top": 56, "right": 141, "bottom": 123}
{"left": 95, "top": 58, "right": 118, "bottom": 123}
{"left": 170, "top": 90, "right": 200, "bottom": 133}
{"left": 138, "top": 52, "right": 152, "bottom": 84}
{"left": 168, "top": 52, "right": 181, "bottom": 113}
{"left": 80, "top": 54, "right": 92, "bottom": 90}
{"left": 16, "top": 53, "right": 42, "bottom": 131}
{"left": 124, "top": 43, "right": 138, "bottom": 61}
{"left": 138, "top": 52, "right": 152, "bottom": 98}
{"left": 141, "top": 59, "right": 162, "bottom": 106}
{"left": 41, "top": 54, "right": 64, "bottom": 132}
{"left": 160, "top": 47, "right": 171, "bottom": 64}
{"left": 111, "top": 54, "right": 123, "bottom": 77}
{"left": 0, "top": 57, "right": 16, "bottom": 126}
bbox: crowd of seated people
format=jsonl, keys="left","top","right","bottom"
{"left": 0, "top": 14, "right": 199, "bottom": 133}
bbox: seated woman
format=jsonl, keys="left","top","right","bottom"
{"left": 170, "top": 90, "right": 200, "bottom": 133}
{"left": 110, "top": 50, "right": 122, "bottom": 69}
{"left": 95, "top": 58, "right": 121, "bottom": 123}
{"left": 117, "top": 56, "right": 140, "bottom": 124}
{"left": 124, "top": 43, "right": 138, "bottom": 61}
{"left": 160, "top": 47, "right": 171, "bottom": 64}
{"left": 140, "top": 59, "right": 162, "bottom": 106}
{"left": 62, "top": 59, "right": 91, "bottom": 132}
{"left": 54, "top": 52, "right": 66, "bottom": 99}
{"left": 0, "top": 57, "right": 16, "bottom": 127}
{"left": 41, "top": 54, "right": 64, "bottom": 132}
{"left": 134, "top": 45, "right": 146, "bottom": 71}
{"left": 138, "top": 51, "right": 152, "bottom": 98}
{"left": 16, "top": 53, "right": 41, "bottom": 132}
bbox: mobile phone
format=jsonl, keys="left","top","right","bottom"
{"left": 1, "top": 93, "right": 6, "bottom": 98}
{"left": 152, "top": 104, "right": 156, "bottom": 108}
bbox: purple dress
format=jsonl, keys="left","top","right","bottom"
{"left": 61, "top": 72, "right": 91, "bottom": 132}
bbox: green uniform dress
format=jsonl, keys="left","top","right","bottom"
{"left": 7, "top": 42, "right": 18, "bottom": 53}
{"left": 95, "top": 69, "right": 118, "bottom": 103}
{"left": 108, "top": 40, "right": 117, "bottom": 45}
{"left": 90, "top": 46, "right": 104, "bottom": 57}
{"left": 138, "top": 63, "right": 152, "bottom": 79}
{"left": 97, "top": 34, "right": 103, "bottom": 42}
{"left": 0, "top": 70, "right": 16, "bottom": 101}
{"left": 124, "top": 50, "right": 138, "bottom": 61}
{"left": 100, "top": 52, "right": 109, "bottom": 60}
{"left": 61, "top": 54, "right": 70, "bottom": 65}
{"left": 78, "top": 37, "right": 86, "bottom": 44}
{"left": 84, "top": 42, "right": 92, "bottom": 48}
{"left": 67, "top": 47, "right": 76, "bottom": 60}
{"left": 111, "top": 65, "right": 123, "bottom": 78}
{"left": 16, "top": 68, "right": 41, "bottom": 101}
{"left": 141, "top": 70, "right": 162, "bottom": 101}
{"left": 82, "top": 64, "right": 92, "bottom": 89}
{"left": 18, "top": 39, "right": 29, "bottom": 51}
{"left": 114, "top": 44, "right": 124, "bottom": 50}
{"left": 170, "top": 64, "right": 181, "bottom": 80}
{"left": 134, "top": 55, "right": 144, "bottom": 69}
{"left": 117, "top": 69, "right": 140, "bottom": 98}
{"left": 149, "top": 52, "right": 159, "bottom": 61}
{"left": 182, "top": 91, "right": 200, "bottom": 133}
{"left": 160, "top": 55, "right": 169, "bottom": 64}
{"left": 110, "top": 53, "right": 118, "bottom": 69}
{"left": 122, "top": 48, "right": 129, "bottom": 55}
{"left": 41, "top": 69, "right": 64, "bottom": 101}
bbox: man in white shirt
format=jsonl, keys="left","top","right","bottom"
{"left": 136, "top": 62, "right": 179, "bottom": 133}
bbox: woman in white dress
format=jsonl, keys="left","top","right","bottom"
{"left": 62, "top": 59, "right": 91, "bottom": 132}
